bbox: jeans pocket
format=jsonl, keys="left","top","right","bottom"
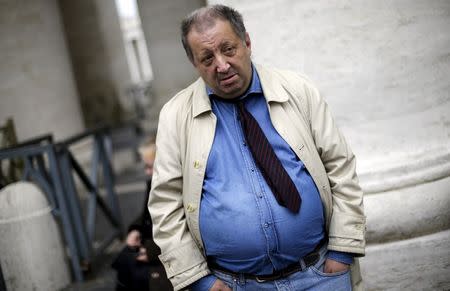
{"left": 212, "top": 270, "right": 236, "bottom": 290}
{"left": 310, "top": 265, "right": 350, "bottom": 277}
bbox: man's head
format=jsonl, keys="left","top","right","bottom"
{"left": 126, "top": 226, "right": 142, "bottom": 248}
{"left": 181, "top": 5, "right": 253, "bottom": 99}
{"left": 138, "top": 137, "right": 156, "bottom": 177}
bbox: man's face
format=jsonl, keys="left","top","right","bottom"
{"left": 142, "top": 151, "right": 155, "bottom": 177}
{"left": 187, "top": 20, "right": 252, "bottom": 99}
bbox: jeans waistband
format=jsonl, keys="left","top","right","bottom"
{"left": 209, "top": 240, "right": 328, "bottom": 283}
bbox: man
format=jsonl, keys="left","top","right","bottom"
{"left": 113, "top": 139, "right": 173, "bottom": 291}
{"left": 112, "top": 226, "right": 151, "bottom": 291}
{"left": 149, "top": 4, "right": 365, "bottom": 291}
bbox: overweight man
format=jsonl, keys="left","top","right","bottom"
{"left": 149, "top": 4, "right": 365, "bottom": 291}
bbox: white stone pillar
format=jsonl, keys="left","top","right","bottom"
{"left": 137, "top": 0, "right": 206, "bottom": 128}
{"left": 59, "top": 0, "right": 132, "bottom": 127}
{"left": 0, "top": 0, "right": 84, "bottom": 141}
{"left": 0, "top": 182, "right": 70, "bottom": 291}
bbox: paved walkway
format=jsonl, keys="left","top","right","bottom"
{"left": 62, "top": 241, "right": 119, "bottom": 291}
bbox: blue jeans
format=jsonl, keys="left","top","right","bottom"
{"left": 211, "top": 245, "right": 351, "bottom": 291}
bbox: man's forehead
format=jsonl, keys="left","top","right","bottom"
{"left": 188, "top": 20, "right": 237, "bottom": 46}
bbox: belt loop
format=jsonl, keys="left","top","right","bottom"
{"left": 316, "top": 242, "right": 328, "bottom": 268}
{"left": 299, "top": 258, "right": 307, "bottom": 270}
{"left": 238, "top": 273, "right": 245, "bottom": 285}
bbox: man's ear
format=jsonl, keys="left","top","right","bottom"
{"left": 189, "top": 58, "right": 196, "bottom": 66}
{"left": 245, "top": 32, "right": 251, "bottom": 50}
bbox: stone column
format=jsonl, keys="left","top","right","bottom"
{"left": 137, "top": 0, "right": 206, "bottom": 129}
{"left": 0, "top": 182, "right": 70, "bottom": 291}
{"left": 209, "top": 0, "right": 450, "bottom": 289}
{"left": 59, "top": 0, "right": 132, "bottom": 128}
{"left": 0, "top": 0, "right": 84, "bottom": 141}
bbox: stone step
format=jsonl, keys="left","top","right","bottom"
{"left": 360, "top": 229, "right": 450, "bottom": 291}
{"left": 364, "top": 174, "right": 450, "bottom": 243}
{"left": 359, "top": 147, "right": 450, "bottom": 194}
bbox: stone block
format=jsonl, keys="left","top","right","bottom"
{"left": 0, "top": 182, "right": 70, "bottom": 291}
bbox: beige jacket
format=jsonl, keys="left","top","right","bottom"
{"left": 149, "top": 65, "right": 366, "bottom": 291}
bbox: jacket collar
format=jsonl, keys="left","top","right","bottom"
{"left": 192, "top": 77, "right": 211, "bottom": 117}
{"left": 255, "top": 64, "right": 290, "bottom": 104}
{"left": 192, "top": 64, "right": 290, "bottom": 117}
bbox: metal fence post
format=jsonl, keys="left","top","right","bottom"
{"left": 47, "top": 146, "right": 85, "bottom": 282}
{"left": 57, "top": 148, "right": 91, "bottom": 263}
{"left": 97, "top": 132, "right": 124, "bottom": 237}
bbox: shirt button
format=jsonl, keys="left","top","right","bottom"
{"left": 259, "top": 194, "right": 263, "bottom": 198}
{"left": 264, "top": 223, "right": 269, "bottom": 228}
{"left": 243, "top": 142, "right": 247, "bottom": 146}
{"left": 251, "top": 168, "right": 255, "bottom": 172}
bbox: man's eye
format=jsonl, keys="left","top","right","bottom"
{"left": 201, "top": 55, "right": 213, "bottom": 65}
{"left": 223, "top": 46, "right": 235, "bottom": 56}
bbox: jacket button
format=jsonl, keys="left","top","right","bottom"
{"left": 186, "top": 203, "right": 197, "bottom": 213}
{"left": 193, "top": 161, "right": 201, "bottom": 169}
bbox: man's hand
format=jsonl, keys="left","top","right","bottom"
{"left": 136, "top": 247, "right": 149, "bottom": 262}
{"left": 324, "top": 258, "right": 350, "bottom": 274}
{"left": 210, "top": 279, "right": 232, "bottom": 291}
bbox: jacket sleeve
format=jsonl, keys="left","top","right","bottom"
{"left": 149, "top": 103, "right": 211, "bottom": 290}
{"left": 306, "top": 82, "right": 366, "bottom": 256}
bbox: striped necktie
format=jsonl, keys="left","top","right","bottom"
{"left": 237, "top": 101, "right": 301, "bottom": 213}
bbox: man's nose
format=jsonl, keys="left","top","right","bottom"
{"left": 216, "top": 55, "right": 230, "bottom": 73}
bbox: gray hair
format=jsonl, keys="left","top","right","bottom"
{"left": 181, "top": 5, "right": 247, "bottom": 62}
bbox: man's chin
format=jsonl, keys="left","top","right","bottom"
{"left": 216, "top": 86, "right": 245, "bottom": 99}
{"left": 217, "top": 91, "right": 241, "bottom": 99}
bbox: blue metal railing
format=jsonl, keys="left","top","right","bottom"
{"left": 0, "top": 140, "right": 83, "bottom": 281}
{"left": 0, "top": 123, "right": 140, "bottom": 282}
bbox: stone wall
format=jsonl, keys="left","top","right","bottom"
{"left": 59, "top": 0, "right": 132, "bottom": 128}
{"left": 0, "top": 0, "right": 84, "bottom": 141}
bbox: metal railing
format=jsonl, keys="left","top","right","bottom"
{"left": 0, "top": 123, "right": 142, "bottom": 282}
{"left": 0, "top": 138, "right": 84, "bottom": 281}
{"left": 0, "top": 261, "right": 6, "bottom": 291}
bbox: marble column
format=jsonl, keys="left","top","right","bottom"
{"left": 0, "top": 0, "right": 84, "bottom": 141}
{"left": 208, "top": 1, "right": 450, "bottom": 289}
{"left": 137, "top": 0, "right": 206, "bottom": 129}
{"left": 59, "top": 0, "right": 132, "bottom": 128}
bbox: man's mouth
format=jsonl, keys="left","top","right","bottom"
{"left": 219, "top": 73, "right": 237, "bottom": 86}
